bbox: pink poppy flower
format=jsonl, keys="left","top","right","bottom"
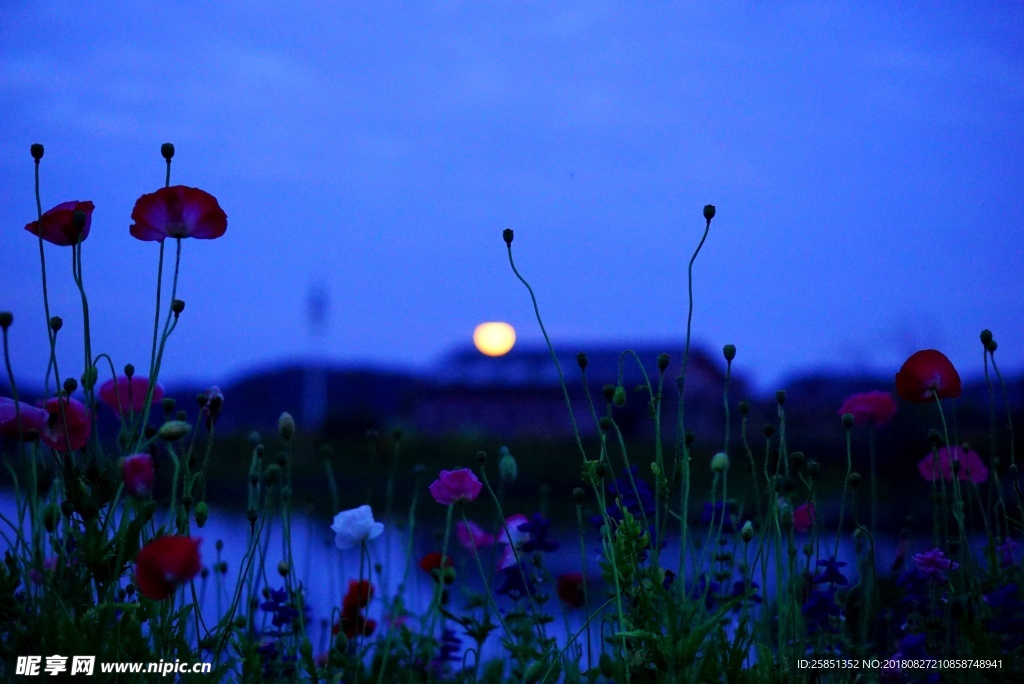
{"left": 912, "top": 547, "right": 958, "bottom": 579}
{"left": 130, "top": 186, "right": 227, "bottom": 242}
{"left": 134, "top": 536, "right": 202, "bottom": 600}
{"left": 895, "top": 350, "right": 962, "bottom": 403}
{"left": 24, "top": 200, "right": 94, "bottom": 246}
{"left": 455, "top": 519, "right": 495, "bottom": 551}
{"left": 793, "top": 502, "right": 815, "bottom": 533}
{"left": 837, "top": 391, "right": 896, "bottom": 427}
{"left": 917, "top": 445, "right": 988, "bottom": 484}
{"left": 428, "top": 468, "right": 482, "bottom": 505}
{"left": 39, "top": 397, "right": 91, "bottom": 452}
{"left": 0, "top": 396, "right": 48, "bottom": 438}
{"left": 98, "top": 376, "right": 164, "bottom": 418}
{"left": 122, "top": 453, "right": 155, "bottom": 498}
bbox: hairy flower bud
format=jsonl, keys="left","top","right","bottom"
{"left": 498, "top": 447, "right": 518, "bottom": 483}
{"left": 278, "top": 412, "right": 296, "bottom": 440}
{"left": 158, "top": 420, "right": 191, "bottom": 441}
{"left": 711, "top": 452, "right": 729, "bottom": 473}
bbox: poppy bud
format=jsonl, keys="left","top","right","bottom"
{"left": 657, "top": 353, "right": 670, "bottom": 371}
{"left": 741, "top": 520, "right": 754, "bottom": 543}
{"left": 476, "top": 450, "right": 487, "bottom": 465}
{"left": 171, "top": 299, "right": 185, "bottom": 317}
{"left": 776, "top": 390, "right": 786, "bottom": 405}
{"left": 987, "top": 340, "right": 998, "bottom": 353}
{"left": 599, "top": 416, "right": 613, "bottom": 432}
{"left": 723, "top": 344, "right": 736, "bottom": 362}
{"left": 50, "top": 316, "right": 63, "bottom": 332}
{"left": 278, "top": 561, "right": 290, "bottom": 577}
{"left": 162, "top": 398, "right": 176, "bottom": 415}
{"left": 499, "top": 447, "right": 517, "bottom": 483}
{"left": 158, "top": 420, "right": 191, "bottom": 441}
{"left": 576, "top": 352, "right": 588, "bottom": 370}
{"left": 195, "top": 502, "right": 209, "bottom": 527}
{"left": 181, "top": 495, "right": 193, "bottom": 511}
{"left": 763, "top": 424, "right": 774, "bottom": 438}
{"left": 161, "top": 142, "right": 175, "bottom": 160}
{"left": 841, "top": 412, "right": 854, "bottom": 429}
{"left": 278, "top": 412, "right": 296, "bottom": 440}
{"left": 502, "top": 228, "right": 514, "bottom": 245}
{"left": 703, "top": 204, "right": 716, "bottom": 221}
{"left": 31, "top": 143, "right": 44, "bottom": 160}
{"left": 612, "top": 386, "right": 626, "bottom": 407}
{"left": 61, "top": 500, "right": 74, "bottom": 518}
{"left": 790, "top": 451, "right": 805, "bottom": 471}
{"left": 980, "top": 329, "right": 993, "bottom": 346}
{"left": 63, "top": 378, "right": 78, "bottom": 394}
{"left": 0, "top": 312, "right": 12, "bottom": 330}
{"left": 711, "top": 452, "right": 729, "bottom": 473}
{"left": 246, "top": 508, "right": 258, "bottom": 524}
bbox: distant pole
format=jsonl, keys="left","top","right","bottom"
{"left": 303, "top": 281, "right": 328, "bottom": 431}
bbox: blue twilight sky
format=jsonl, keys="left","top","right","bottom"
{"left": 1, "top": 1, "right": 1022, "bottom": 395}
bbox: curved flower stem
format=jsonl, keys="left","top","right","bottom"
{"left": 32, "top": 158, "right": 57, "bottom": 397}
{"left": 676, "top": 215, "right": 713, "bottom": 587}
{"left": 833, "top": 423, "right": 853, "bottom": 561}
{"left": 506, "top": 242, "right": 586, "bottom": 461}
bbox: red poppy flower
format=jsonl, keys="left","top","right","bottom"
{"left": 419, "top": 552, "right": 454, "bottom": 584}
{"left": 793, "top": 502, "right": 815, "bottom": 533}
{"left": 130, "top": 186, "right": 227, "bottom": 242}
{"left": 0, "top": 397, "right": 48, "bottom": 438}
{"left": 895, "top": 350, "right": 962, "bottom": 403}
{"left": 39, "top": 397, "right": 91, "bottom": 452}
{"left": 917, "top": 446, "right": 988, "bottom": 484}
{"left": 122, "top": 453, "right": 155, "bottom": 498}
{"left": 837, "top": 391, "right": 896, "bottom": 427}
{"left": 556, "top": 572, "right": 586, "bottom": 608}
{"left": 25, "top": 201, "right": 94, "bottom": 246}
{"left": 134, "top": 536, "right": 202, "bottom": 600}
{"left": 341, "top": 579, "right": 374, "bottom": 614}
{"left": 98, "top": 376, "right": 164, "bottom": 418}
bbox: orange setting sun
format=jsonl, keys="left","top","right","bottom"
{"left": 473, "top": 322, "right": 516, "bottom": 356}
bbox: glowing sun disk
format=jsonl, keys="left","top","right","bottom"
{"left": 473, "top": 322, "right": 516, "bottom": 356}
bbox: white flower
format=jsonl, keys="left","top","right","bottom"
{"left": 331, "top": 505, "right": 384, "bottom": 550}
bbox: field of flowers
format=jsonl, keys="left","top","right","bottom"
{"left": 2, "top": 144, "right": 1022, "bottom": 682}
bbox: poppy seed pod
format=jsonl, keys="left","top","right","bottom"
{"left": 738, "top": 400, "right": 750, "bottom": 416}
{"left": 723, "top": 344, "right": 736, "bottom": 362}
{"left": 31, "top": 143, "right": 44, "bottom": 160}
{"left": 50, "top": 316, "right": 63, "bottom": 332}
{"left": 703, "top": 204, "right": 716, "bottom": 221}
{"left": 476, "top": 450, "right": 487, "bottom": 465}
{"left": 841, "top": 413, "right": 855, "bottom": 429}
{"left": 502, "top": 228, "right": 514, "bottom": 245}
{"left": 161, "top": 142, "right": 175, "bottom": 160}
{"left": 171, "top": 299, "right": 185, "bottom": 316}
{"left": 980, "top": 329, "right": 993, "bottom": 347}
{"left": 576, "top": 352, "right": 588, "bottom": 370}
{"left": 0, "top": 312, "right": 11, "bottom": 330}
{"left": 848, "top": 472, "right": 862, "bottom": 489}
{"left": 657, "top": 353, "right": 670, "bottom": 371}
{"left": 776, "top": 390, "right": 786, "bottom": 405}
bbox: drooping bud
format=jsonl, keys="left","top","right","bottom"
{"left": 779, "top": 506, "right": 794, "bottom": 533}
{"left": 124, "top": 363, "right": 135, "bottom": 378}
{"left": 476, "top": 450, "right": 487, "bottom": 465}
{"left": 278, "top": 561, "right": 290, "bottom": 577}
{"left": 612, "top": 385, "right": 626, "bottom": 407}
{"left": 161, "top": 398, "right": 176, "bottom": 415}
{"left": 42, "top": 503, "right": 60, "bottom": 533}
{"left": 195, "top": 502, "right": 209, "bottom": 527}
